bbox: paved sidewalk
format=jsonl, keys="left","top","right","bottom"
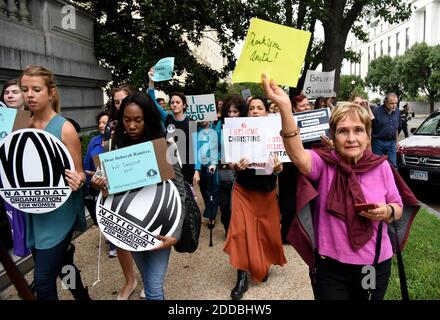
{"left": 1, "top": 192, "right": 314, "bottom": 300}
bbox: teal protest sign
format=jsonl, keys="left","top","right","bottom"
{"left": 0, "top": 108, "right": 17, "bottom": 141}
{"left": 152, "top": 57, "right": 175, "bottom": 82}
{"left": 99, "top": 141, "right": 163, "bottom": 194}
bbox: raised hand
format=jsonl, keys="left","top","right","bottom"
{"left": 261, "top": 73, "right": 291, "bottom": 112}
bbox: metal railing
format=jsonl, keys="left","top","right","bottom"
{"left": 0, "top": 0, "right": 30, "bottom": 23}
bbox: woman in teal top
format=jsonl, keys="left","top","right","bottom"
{"left": 19, "top": 65, "right": 87, "bottom": 300}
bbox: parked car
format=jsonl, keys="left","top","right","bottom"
{"left": 397, "top": 110, "right": 440, "bottom": 186}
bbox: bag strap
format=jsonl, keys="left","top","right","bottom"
{"left": 373, "top": 221, "right": 383, "bottom": 266}
{"left": 390, "top": 205, "right": 409, "bottom": 300}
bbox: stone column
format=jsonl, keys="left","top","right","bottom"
{"left": 6, "top": 0, "right": 18, "bottom": 20}
{"left": 18, "top": 0, "right": 30, "bottom": 23}
{"left": 0, "top": 0, "right": 7, "bottom": 16}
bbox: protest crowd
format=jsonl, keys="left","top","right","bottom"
{"left": 0, "top": 19, "right": 420, "bottom": 302}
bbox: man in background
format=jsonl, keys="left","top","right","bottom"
{"left": 371, "top": 93, "right": 401, "bottom": 167}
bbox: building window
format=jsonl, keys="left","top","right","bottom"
{"left": 380, "top": 40, "right": 383, "bottom": 56}
{"left": 405, "top": 27, "right": 410, "bottom": 50}
{"left": 396, "top": 32, "right": 400, "bottom": 55}
{"left": 358, "top": 51, "right": 361, "bottom": 76}
{"left": 374, "top": 43, "right": 376, "bottom": 59}
{"left": 388, "top": 36, "right": 391, "bottom": 55}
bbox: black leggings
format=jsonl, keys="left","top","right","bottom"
{"left": 311, "top": 255, "right": 392, "bottom": 300}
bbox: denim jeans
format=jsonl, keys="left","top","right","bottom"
{"left": 33, "top": 228, "right": 74, "bottom": 300}
{"left": 372, "top": 138, "right": 397, "bottom": 167}
{"left": 131, "top": 248, "right": 171, "bottom": 300}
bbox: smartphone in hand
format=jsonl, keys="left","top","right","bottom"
{"left": 354, "top": 203, "right": 378, "bottom": 213}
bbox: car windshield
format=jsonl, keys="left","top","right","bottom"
{"left": 415, "top": 113, "right": 440, "bottom": 136}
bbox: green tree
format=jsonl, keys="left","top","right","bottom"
{"left": 365, "top": 55, "right": 407, "bottom": 101}
{"left": 339, "top": 75, "right": 366, "bottom": 101}
{"left": 71, "top": 0, "right": 278, "bottom": 96}
{"left": 224, "top": 83, "right": 265, "bottom": 99}
{"left": 72, "top": 0, "right": 411, "bottom": 99}
{"left": 280, "top": 0, "right": 411, "bottom": 96}
{"left": 400, "top": 43, "right": 440, "bottom": 114}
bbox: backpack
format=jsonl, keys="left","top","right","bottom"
{"left": 174, "top": 182, "right": 201, "bottom": 253}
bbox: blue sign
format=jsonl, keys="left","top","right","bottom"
{"left": 0, "top": 108, "right": 17, "bottom": 141}
{"left": 151, "top": 57, "right": 175, "bottom": 82}
{"left": 99, "top": 141, "right": 162, "bottom": 194}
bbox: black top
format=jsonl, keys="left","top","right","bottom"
{"left": 165, "top": 115, "right": 195, "bottom": 184}
{"left": 236, "top": 168, "right": 277, "bottom": 192}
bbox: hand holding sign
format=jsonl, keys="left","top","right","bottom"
{"left": 232, "top": 18, "right": 311, "bottom": 87}
{"left": 151, "top": 57, "right": 175, "bottom": 82}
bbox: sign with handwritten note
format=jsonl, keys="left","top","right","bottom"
{"left": 152, "top": 57, "right": 175, "bottom": 82}
{"left": 98, "top": 138, "right": 175, "bottom": 195}
{"left": 232, "top": 18, "right": 311, "bottom": 88}
{"left": 303, "top": 70, "right": 336, "bottom": 98}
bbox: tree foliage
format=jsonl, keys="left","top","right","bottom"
{"left": 338, "top": 75, "right": 366, "bottom": 101}
{"left": 71, "top": 0, "right": 412, "bottom": 99}
{"left": 366, "top": 43, "right": 440, "bottom": 113}
{"left": 400, "top": 43, "right": 440, "bottom": 114}
{"left": 71, "top": 0, "right": 277, "bottom": 96}
{"left": 365, "top": 55, "right": 407, "bottom": 100}
{"left": 257, "top": 0, "right": 411, "bottom": 97}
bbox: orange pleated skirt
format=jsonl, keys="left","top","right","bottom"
{"left": 223, "top": 183, "right": 287, "bottom": 282}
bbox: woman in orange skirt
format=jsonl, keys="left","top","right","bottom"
{"left": 224, "top": 96, "right": 287, "bottom": 300}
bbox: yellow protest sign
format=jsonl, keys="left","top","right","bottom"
{"left": 232, "top": 18, "right": 311, "bottom": 88}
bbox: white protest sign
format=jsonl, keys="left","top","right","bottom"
{"left": 96, "top": 180, "right": 182, "bottom": 251}
{"left": 223, "top": 117, "right": 267, "bottom": 163}
{"left": 260, "top": 115, "right": 290, "bottom": 162}
{"left": 303, "top": 70, "right": 336, "bottom": 98}
{"left": 0, "top": 129, "right": 74, "bottom": 213}
{"left": 185, "top": 94, "right": 217, "bottom": 122}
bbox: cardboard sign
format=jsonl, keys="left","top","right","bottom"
{"left": 303, "top": 70, "right": 336, "bottom": 98}
{"left": 294, "top": 108, "right": 331, "bottom": 142}
{"left": 96, "top": 180, "right": 182, "bottom": 251}
{"left": 185, "top": 94, "right": 217, "bottom": 122}
{"left": 232, "top": 18, "right": 311, "bottom": 87}
{"left": 151, "top": 57, "right": 175, "bottom": 82}
{"left": 98, "top": 138, "right": 175, "bottom": 195}
{"left": 0, "top": 108, "right": 31, "bottom": 141}
{"left": 0, "top": 129, "right": 74, "bottom": 213}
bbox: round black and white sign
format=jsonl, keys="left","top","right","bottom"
{"left": 96, "top": 180, "right": 182, "bottom": 251}
{"left": 0, "top": 128, "right": 74, "bottom": 214}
